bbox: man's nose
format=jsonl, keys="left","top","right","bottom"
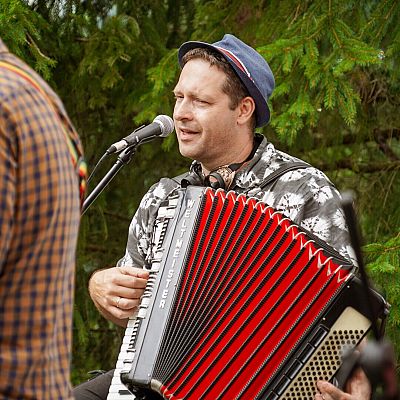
{"left": 174, "top": 98, "right": 193, "bottom": 121}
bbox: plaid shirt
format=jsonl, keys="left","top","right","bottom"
{"left": 0, "top": 40, "right": 83, "bottom": 399}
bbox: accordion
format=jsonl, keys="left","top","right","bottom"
{"left": 108, "top": 186, "right": 387, "bottom": 400}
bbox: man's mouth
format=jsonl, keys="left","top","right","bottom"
{"left": 179, "top": 127, "right": 199, "bottom": 138}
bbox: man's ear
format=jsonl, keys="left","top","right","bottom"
{"left": 237, "top": 96, "right": 256, "bottom": 126}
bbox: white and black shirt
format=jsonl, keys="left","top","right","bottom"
{"left": 118, "top": 134, "right": 355, "bottom": 269}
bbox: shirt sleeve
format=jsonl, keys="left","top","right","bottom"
{"left": 0, "top": 106, "right": 17, "bottom": 275}
{"left": 262, "top": 167, "right": 355, "bottom": 263}
{"left": 297, "top": 181, "right": 355, "bottom": 263}
{"left": 117, "top": 177, "right": 180, "bottom": 269}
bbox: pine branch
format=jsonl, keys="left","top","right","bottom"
{"left": 85, "top": 244, "right": 121, "bottom": 254}
{"left": 291, "top": 128, "right": 400, "bottom": 150}
{"left": 102, "top": 210, "right": 132, "bottom": 222}
{"left": 316, "top": 159, "right": 400, "bottom": 173}
{"left": 374, "top": 130, "right": 400, "bottom": 161}
{"left": 72, "top": 327, "right": 119, "bottom": 333}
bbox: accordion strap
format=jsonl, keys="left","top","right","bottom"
{"left": 258, "top": 161, "right": 311, "bottom": 190}
{"left": 0, "top": 60, "right": 87, "bottom": 207}
{"left": 175, "top": 161, "right": 311, "bottom": 191}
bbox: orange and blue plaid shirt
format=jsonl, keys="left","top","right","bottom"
{"left": 0, "top": 39, "right": 84, "bottom": 399}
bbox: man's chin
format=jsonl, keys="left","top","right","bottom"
{"left": 178, "top": 143, "right": 199, "bottom": 160}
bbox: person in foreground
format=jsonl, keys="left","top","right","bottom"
{"left": 0, "top": 38, "right": 85, "bottom": 399}
{"left": 74, "top": 34, "right": 371, "bottom": 399}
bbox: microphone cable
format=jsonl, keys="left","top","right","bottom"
{"left": 87, "top": 125, "right": 145, "bottom": 184}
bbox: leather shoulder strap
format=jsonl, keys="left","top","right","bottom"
{"left": 259, "top": 161, "right": 311, "bottom": 190}
{"left": 0, "top": 60, "right": 87, "bottom": 207}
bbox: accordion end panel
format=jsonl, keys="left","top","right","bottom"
{"left": 272, "top": 306, "right": 371, "bottom": 400}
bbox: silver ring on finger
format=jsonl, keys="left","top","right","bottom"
{"left": 116, "top": 296, "right": 122, "bottom": 309}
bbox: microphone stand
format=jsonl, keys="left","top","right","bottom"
{"left": 340, "top": 192, "right": 399, "bottom": 400}
{"left": 81, "top": 144, "right": 137, "bottom": 215}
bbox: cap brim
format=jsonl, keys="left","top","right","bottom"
{"left": 178, "top": 41, "right": 217, "bottom": 67}
{"left": 178, "top": 40, "right": 270, "bottom": 127}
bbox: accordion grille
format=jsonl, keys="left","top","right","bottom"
{"left": 153, "top": 188, "right": 354, "bottom": 399}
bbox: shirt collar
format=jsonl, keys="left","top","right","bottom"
{"left": 232, "top": 133, "right": 270, "bottom": 190}
{"left": 188, "top": 133, "right": 269, "bottom": 189}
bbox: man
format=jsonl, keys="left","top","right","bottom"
{"left": 75, "top": 34, "right": 369, "bottom": 399}
{"left": 0, "top": 38, "right": 85, "bottom": 399}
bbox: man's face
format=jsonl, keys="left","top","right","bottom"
{"left": 173, "top": 59, "right": 241, "bottom": 173}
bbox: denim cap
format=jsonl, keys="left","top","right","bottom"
{"left": 178, "top": 34, "right": 275, "bottom": 127}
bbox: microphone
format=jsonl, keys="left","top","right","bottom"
{"left": 106, "top": 115, "right": 174, "bottom": 154}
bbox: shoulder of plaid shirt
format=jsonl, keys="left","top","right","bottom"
{"left": 0, "top": 38, "right": 83, "bottom": 400}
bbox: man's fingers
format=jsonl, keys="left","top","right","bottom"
{"left": 346, "top": 368, "right": 371, "bottom": 398}
{"left": 99, "top": 296, "right": 140, "bottom": 319}
{"left": 115, "top": 296, "right": 141, "bottom": 310}
{"left": 316, "top": 380, "right": 349, "bottom": 400}
{"left": 110, "top": 274, "right": 148, "bottom": 291}
{"left": 110, "top": 287, "right": 146, "bottom": 300}
{"left": 111, "top": 266, "right": 149, "bottom": 289}
{"left": 119, "top": 265, "right": 149, "bottom": 279}
{"left": 110, "top": 305, "right": 138, "bottom": 320}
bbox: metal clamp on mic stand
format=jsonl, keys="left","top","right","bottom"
{"left": 340, "top": 192, "right": 399, "bottom": 400}
{"left": 81, "top": 144, "right": 137, "bottom": 215}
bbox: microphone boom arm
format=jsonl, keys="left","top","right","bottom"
{"left": 81, "top": 144, "right": 137, "bottom": 215}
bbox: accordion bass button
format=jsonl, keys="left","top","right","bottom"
{"left": 285, "top": 359, "right": 303, "bottom": 379}
{"left": 298, "top": 343, "right": 315, "bottom": 363}
{"left": 275, "top": 376, "right": 291, "bottom": 395}
{"left": 309, "top": 326, "right": 328, "bottom": 347}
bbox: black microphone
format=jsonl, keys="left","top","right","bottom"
{"left": 106, "top": 115, "right": 174, "bottom": 154}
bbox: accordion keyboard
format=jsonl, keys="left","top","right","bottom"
{"left": 107, "top": 197, "right": 179, "bottom": 400}
{"left": 107, "top": 317, "right": 137, "bottom": 399}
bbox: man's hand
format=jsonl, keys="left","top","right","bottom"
{"left": 88, "top": 266, "right": 149, "bottom": 327}
{"left": 315, "top": 368, "right": 371, "bottom": 400}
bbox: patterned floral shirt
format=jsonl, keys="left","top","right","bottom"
{"left": 118, "top": 134, "right": 354, "bottom": 269}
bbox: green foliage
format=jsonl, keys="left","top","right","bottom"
{"left": 365, "top": 233, "right": 400, "bottom": 367}
{"left": 0, "top": 0, "right": 55, "bottom": 78}
{"left": 134, "top": 49, "right": 179, "bottom": 124}
{"left": 257, "top": 5, "right": 382, "bottom": 144}
{"left": 2, "top": 0, "right": 399, "bottom": 386}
